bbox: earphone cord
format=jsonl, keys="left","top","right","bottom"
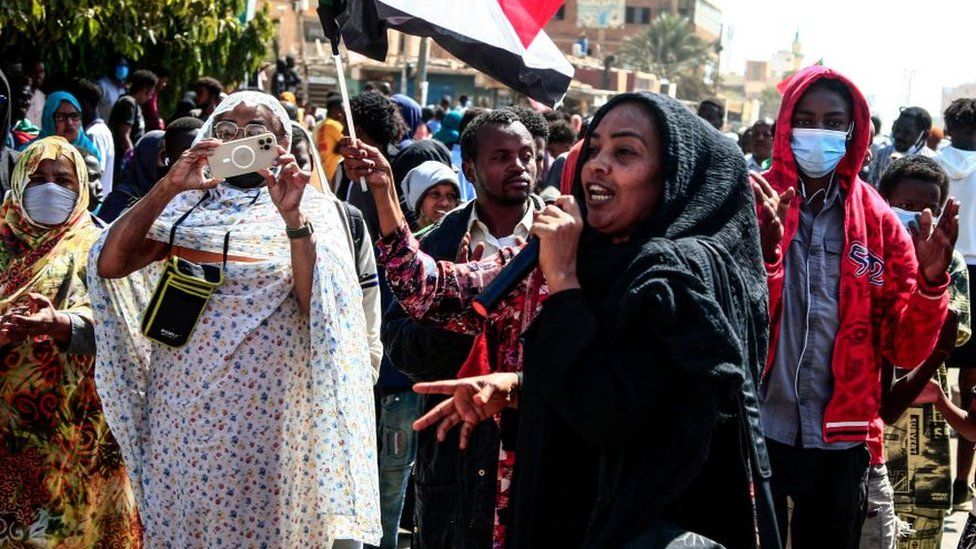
{"left": 798, "top": 171, "right": 835, "bottom": 208}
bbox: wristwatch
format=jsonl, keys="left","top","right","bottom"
{"left": 285, "top": 221, "right": 314, "bottom": 240}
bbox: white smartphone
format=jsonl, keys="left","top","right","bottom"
{"left": 208, "top": 133, "right": 279, "bottom": 180}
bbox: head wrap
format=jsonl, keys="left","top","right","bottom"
{"left": 196, "top": 90, "right": 293, "bottom": 150}
{"left": 433, "top": 111, "right": 462, "bottom": 147}
{"left": 401, "top": 160, "right": 460, "bottom": 214}
{"left": 392, "top": 94, "right": 422, "bottom": 140}
{"left": 0, "top": 136, "right": 96, "bottom": 309}
{"left": 38, "top": 91, "right": 101, "bottom": 161}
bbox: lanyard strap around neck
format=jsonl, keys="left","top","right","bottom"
{"left": 168, "top": 190, "right": 261, "bottom": 271}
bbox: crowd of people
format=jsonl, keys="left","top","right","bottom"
{"left": 5, "top": 51, "right": 976, "bottom": 549}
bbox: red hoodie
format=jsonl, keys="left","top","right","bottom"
{"left": 761, "top": 66, "right": 949, "bottom": 461}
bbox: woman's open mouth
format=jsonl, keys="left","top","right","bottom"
{"left": 586, "top": 183, "right": 615, "bottom": 203}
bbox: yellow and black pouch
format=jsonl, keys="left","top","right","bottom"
{"left": 141, "top": 195, "right": 232, "bottom": 348}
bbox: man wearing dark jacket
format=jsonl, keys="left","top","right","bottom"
{"left": 382, "top": 109, "right": 544, "bottom": 548}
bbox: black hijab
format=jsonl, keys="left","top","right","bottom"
{"left": 573, "top": 92, "right": 768, "bottom": 386}
{"left": 511, "top": 92, "right": 770, "bottom": 547}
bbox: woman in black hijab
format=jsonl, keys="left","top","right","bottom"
{"left": 343, "top": 92, "right": 776, "bottom": 548}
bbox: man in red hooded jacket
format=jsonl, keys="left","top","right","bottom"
{"left": 752, "top": 65, "right": 960, "bottom": 547}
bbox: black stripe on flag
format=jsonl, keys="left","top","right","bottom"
{"left": 335, "top": 0, "right": 572, "bottom": 107}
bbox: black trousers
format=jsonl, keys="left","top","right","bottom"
{"left": 767, "top": 439, "right": 870, "bottom": 549}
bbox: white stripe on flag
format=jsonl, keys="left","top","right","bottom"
{"left": 378, "top": 0, "right": 573, "bottom": 79}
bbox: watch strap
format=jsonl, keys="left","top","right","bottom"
{"left": 286, "top": 221, "right": 314, "bottom": 240}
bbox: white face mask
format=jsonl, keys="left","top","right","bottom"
{"left": 22, "top": 182, "right": 78, "bottom": 226}
{"left": 901, "top": 131, "right": 926, "bottom": 156}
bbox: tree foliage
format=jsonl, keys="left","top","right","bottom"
{"left": 616, "top": 12, "right": 717, "bottom": 101}
{"left": 0, "top": 0, "right": 275, "bottom": 110}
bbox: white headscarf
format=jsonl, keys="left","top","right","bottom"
{"left": 195, "top": 90, "right": 293, "bottom": 149}
{"left": 88, "top": 91, "right": 380, "bottom": 541}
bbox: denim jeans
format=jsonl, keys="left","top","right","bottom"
{"left": 374, "top": 390, "right": 424, "bottom": 549}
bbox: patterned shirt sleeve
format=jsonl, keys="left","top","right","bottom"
{"left": 949, "top": 251, "right": 972, "bottom": 347}
{"left": 376, "top": 220, "right": 517, "bottom": 335}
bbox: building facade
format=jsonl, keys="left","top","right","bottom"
{"left": 545, "top": 0, "right": 722, "bottom": 58}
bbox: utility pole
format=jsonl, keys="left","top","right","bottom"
{"left": 399, "top": 34, "right": 408, "bottom": 94}
{"left": 295, "top": 0, "right": 309, "bottom": 101}
{"left": 414, "top": 36, "right": 430, "bottom": 106}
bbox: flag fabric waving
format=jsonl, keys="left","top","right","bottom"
{"left": 319, "top": 0, "right": 573, "bottom": 107}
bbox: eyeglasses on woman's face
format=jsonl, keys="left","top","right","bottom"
{"left": 213, "top": 120, "right": 271, "bottom": 141}
{"left": 53, "top": 111, "right": 81, "bottom": 123}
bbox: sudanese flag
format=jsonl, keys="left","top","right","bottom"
{"left": 318, "top": 0, "right": 573, "bottom": 107}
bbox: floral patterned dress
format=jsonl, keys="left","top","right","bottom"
{"left": 89, "top": 184, "right": 380, "bottom": 547}
{"left": 1, "top": 137, "right": 142, "bottom": 547}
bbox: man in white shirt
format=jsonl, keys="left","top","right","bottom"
{"left": 459, "top": 109, "right": 542, "bottom": 257}
{"left": 22, "top": 58, "right": 46, "bottom": 127}
{"left": 70, "top": 78, "right": 116, "bottom": 195}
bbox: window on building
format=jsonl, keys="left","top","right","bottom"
{"left": 554, "top": 6, "right": 566, "bottom": 20}
{"left": 625, "top": 6, "right": 651, "bottom": 24}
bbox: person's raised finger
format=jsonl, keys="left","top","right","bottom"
{"left": 776, "top": 187, "right": 796, "bottom": 220}
{"left": 470, "top": 242, "right": 486, "bottom": 262}
{"left": 749, "top": 171, "right": 776, "bottom": 198}
{"left": 918, "top": 209, "right": 935, "bottom": 239}
{"left": 192, "top": 138, "right": 222, "bottom": 150}
{"left": 459, "top": 421, "right": 476, "bottom": 450}
{"left": 436, "top": 412, "right": 462, "bottom": 442}
{"left": 554, "top": 195, "right": 581, "bottom": 218}
{"left": 413, "top": 398, "right": 456, "bottom": 431}
{"left": 275, "top": 153, "right": 297, "bottom": 167}
{"left": 938, "top": 200, "right": 960, "bottom": 233}
{"left": 457, "top": 233, "right": 471, "bottom": 262}
{"left": 413, "top": 380, "right": 462, "bottom": 395}
{"left": 257, "top": 168, "right": 277, "bottom": 188}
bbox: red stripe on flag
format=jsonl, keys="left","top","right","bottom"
{"left": 497, "top": 0, "right": 564, "bottom": 49}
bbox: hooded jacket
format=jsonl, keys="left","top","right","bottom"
{"left": 938, "top": 146, "right": 976, "bottom": 264}
{"left": 762, "top": 66, "right": 949, "bottom": 448}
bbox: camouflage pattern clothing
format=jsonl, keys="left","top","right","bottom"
{"left": 885, "top": 251, "right": 970, "bottom": 548}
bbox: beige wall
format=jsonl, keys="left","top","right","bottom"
{"left": 545, "top": 0, "right": 719, "bottom": 57}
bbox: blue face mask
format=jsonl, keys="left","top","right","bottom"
{"left": 891, "top": 207, "right": 919, "bottom": 231}
{"left": 115, "top": 64, "right": 129, "bottom": 82}
{"left": 791, "top": 127, "right": 849, "bottom": 178}
{"left": 891, "top": 206, "right": 939, "bottom": 232}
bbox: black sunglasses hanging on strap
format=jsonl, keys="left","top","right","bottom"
{"left": 141, "top": 191, "right": 259, "bottom": 348}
